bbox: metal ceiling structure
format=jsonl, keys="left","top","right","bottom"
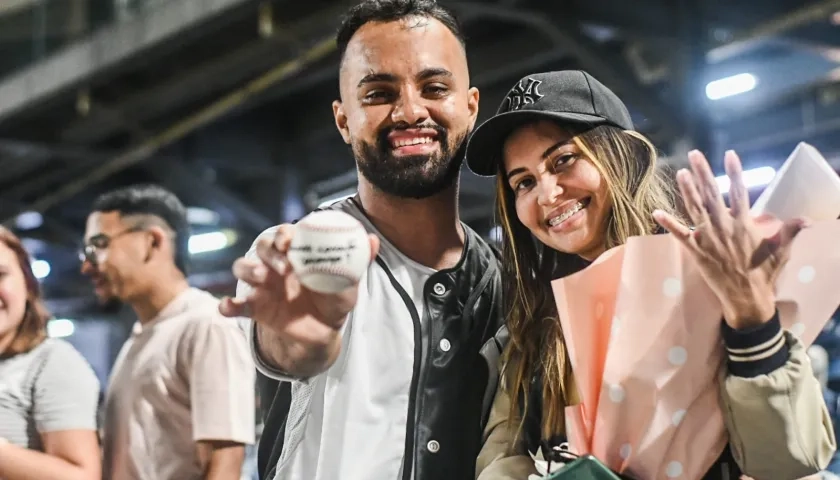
{"left": 0, "top": 0, "right": 839, "bottom": 318}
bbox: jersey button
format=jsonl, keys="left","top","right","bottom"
{"left": 439, "top": 338, "right": 451, "bottom": 352}
{"left": 432, "top": 283, "right": 446, "bottom": 295}
{"left": 427, "top": 440, "right": 440, "bottom": 453}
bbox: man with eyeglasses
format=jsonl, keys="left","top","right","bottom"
{"left": 80, "top": 184, "right": 255, "bottom": 480}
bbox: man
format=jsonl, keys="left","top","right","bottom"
{"left": 81, "top": 184, "right": 255, "bottom": 480}
{"left": 219, "top": 1, "right": 506, "bottom": 479}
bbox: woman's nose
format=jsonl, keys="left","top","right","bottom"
{"left": 536, "top": 175, "right": 564, "bottom": 207}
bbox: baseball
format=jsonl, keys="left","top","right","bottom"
{"left": 287, "top": 210, "right": 372, "bottom": 294}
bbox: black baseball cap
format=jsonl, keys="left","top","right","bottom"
{"left": 465, "top": 70, "right": 634, "bottom": 177}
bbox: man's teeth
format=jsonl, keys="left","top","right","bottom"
{"left": 548, "top": 201, "right": 586, "bottom": 227}
{"left": 393, "top": 137, "right": 434, "bottom": 147}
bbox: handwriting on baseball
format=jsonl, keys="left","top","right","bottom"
{"left": 290, "top": 241, "right": 358, "bottom": 265}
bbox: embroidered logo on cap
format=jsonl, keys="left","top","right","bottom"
{"left": 504, "top": 77, "right": 544, "bottom": 111}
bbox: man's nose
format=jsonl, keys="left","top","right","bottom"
{"left": 391, "top": 90, "right": 429, "bottom": 126}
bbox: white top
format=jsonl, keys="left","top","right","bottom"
{"left": 0, "top": 339, "right": 99, "bottom": 450}
{"left": 239, "top": 198, "right": 435, "bottom": 480}
{"left": 102, "top": 288, "right": 256, "bottom": 480}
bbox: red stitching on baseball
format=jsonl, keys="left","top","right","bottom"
{"left": 299, "top": 265, "right": 361, "bottom": 281}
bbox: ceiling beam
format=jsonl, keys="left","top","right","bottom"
{"left": 0, "top": 0, "right": 256, "bottom": 124}
{"left": 0, "top": 0, "right": 88, "bottom": 42}
{"left": 0, "top": 29, "right": 337, "bottom": 225}
{"left": 706, "top": 0, "right": 840, "bottom": 63}
{"left": 60, "top": 2, "right": 355, "bottom": 144}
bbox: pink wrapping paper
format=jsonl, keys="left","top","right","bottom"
{"left": 553, "top": 219, "right": 840, "bottom": 480}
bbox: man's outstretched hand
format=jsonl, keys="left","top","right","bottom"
{"left": 219, "top": 223, "right": 380, "bottom": 377}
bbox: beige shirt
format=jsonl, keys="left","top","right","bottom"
{"left": 102, "top": 288, "right": 256, "bottom": 480}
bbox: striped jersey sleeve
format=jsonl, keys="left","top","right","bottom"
{"left": 721, "top": 311, "right": 789, "bottom": 377}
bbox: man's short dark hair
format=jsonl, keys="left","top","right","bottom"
{"left": 336, "top": 0, "right": 466, "bottom": 61}
{"left": 92, "top": 184, "right": 191, "bottom": 275}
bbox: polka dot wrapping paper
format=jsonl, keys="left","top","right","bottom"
{"left": 552, "top": 219, "right": 840, "bottom": 480}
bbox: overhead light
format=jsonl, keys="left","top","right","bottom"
{"left": 186, "top": 207, "right": 220, "bottom": 226}
{"left": 47, "top": 318, "right": 75, "bottom": 338}
{"left": 188, "top": 230, "right": 237, "bottom": 254}
{"left": 715, "top": 166, "right": 776, "bottom": 194}
{"left": 15, "top": 211, "right": 43, "bottom": 230}
{"left": 31, "top": 259, "right": 50, "bottom": 279}
{"left": 705, "top": 73, "right": 757, "bottom": 100}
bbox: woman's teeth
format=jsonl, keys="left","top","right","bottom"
{"left": 548, "top": 201, "right": 586, "bottom": 227}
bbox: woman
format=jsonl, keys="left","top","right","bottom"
{"left": 0, "top": 226, "right": 101, "bottom": 480}
{"left": 464, "top": 70, "right": 835, "bottom": 480}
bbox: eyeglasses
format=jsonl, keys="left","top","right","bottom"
{"left": 79, "top": 227, "right": 144, "bottom": 265}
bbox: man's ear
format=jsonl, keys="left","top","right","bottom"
{"left": 147, "top": 226, "right": 166, "bottom": 252}
{"left": 333, "top": 100, "right": 351, "bottom": 144}
{"left": 467, "top": 86, "right": 480, "bottom": 130}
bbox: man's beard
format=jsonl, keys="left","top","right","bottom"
{"left": 354, "top": 125, "right": 468, "bottom": 200}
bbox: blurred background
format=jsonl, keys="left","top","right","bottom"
{"left": 1, "top": 0, "right": 840, "bottom": 473}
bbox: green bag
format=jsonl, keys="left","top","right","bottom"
{"left": 544, "top": 455, "right": 623, "bottom": 480}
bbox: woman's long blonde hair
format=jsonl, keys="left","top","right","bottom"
{"left": 496, "top": 124, "right": 682, "bottom": 441}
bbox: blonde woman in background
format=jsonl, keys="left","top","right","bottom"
{"left": 0, "top": 226, "right": 101, "bottom": 480}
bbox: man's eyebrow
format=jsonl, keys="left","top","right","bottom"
{"left": 357, "top": 68, "right": 453, "bottom": 88}
{"left": 416, "top": 68, "right": 453, "bottom": 81}
{"left": 357, "top": 73, "right": 397, "bottom": 88}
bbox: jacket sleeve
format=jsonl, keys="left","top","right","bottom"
{"left": 719, "top": 312, "right": 837, "bottom": 480}
{"left": 476, "top": 375, "right": 538, "bottom": 480}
